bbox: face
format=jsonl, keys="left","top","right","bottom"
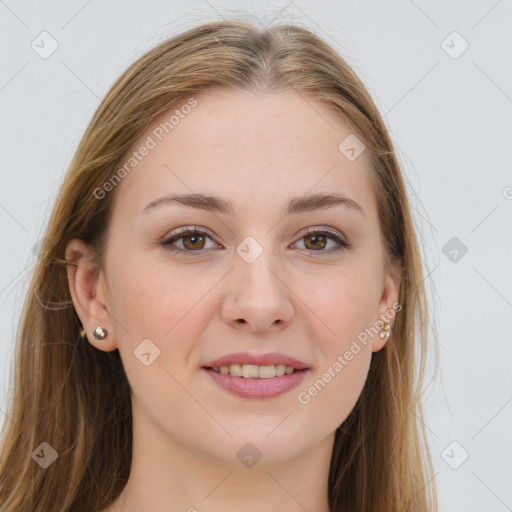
{"left": 73, "top": 89, "right": 401, "bottom": 467}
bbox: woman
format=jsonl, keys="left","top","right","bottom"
{"left": 0, "top": 18, "right": 439, "bottom": 512}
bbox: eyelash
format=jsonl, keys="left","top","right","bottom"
{"left": 160, "top": 226, "right": 352, "bottom": 256}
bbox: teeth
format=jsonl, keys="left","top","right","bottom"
{"left": 211, "top": 364, "right": 298, "bottom": 378}
{"left": 275, "top": 365, "right": 286, "bottom": 377}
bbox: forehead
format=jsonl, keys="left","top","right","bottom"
{"left": 110, "top": 89, "right": 376, "bottom": 221}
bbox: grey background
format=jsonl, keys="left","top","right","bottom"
{"left": 1, "top": 1, "right": 511, "bottom": 510}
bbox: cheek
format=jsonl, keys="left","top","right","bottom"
{"left": 295, "top": 313, "right": 375, "bottom": 435}
{"left": 107, "top": 251, "right": 222, "bottom": 371}
{"left": 106, "top": 255, "right": 214, "bottom": 436}
{"left": 110, "top": 250, "right": 196, "bottom": 326}
{"left": 296, "top": 265, "right": 380, "bottom": 426}
{"left": 310, "top": 264, "right": 382, "bottom": 344}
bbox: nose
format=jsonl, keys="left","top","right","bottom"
{"left": 220, "top": 253, "right": 294, "bottom": 333}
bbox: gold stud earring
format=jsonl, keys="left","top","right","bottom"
{"left": 379, "top": 323, "right": 391, "bottom": 340}
{"left": 93, "top": 326, "right": 108, "bottom": 340}
{"left": 80, "top": 328, "right": 86, "bottom": 339}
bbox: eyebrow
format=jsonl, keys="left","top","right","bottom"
{"left": 142, "top": 192, "right": 365, "bottom": 218}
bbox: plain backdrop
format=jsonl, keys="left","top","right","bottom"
{"left": 1, "top": 1, "right": 511, "bottom": 511}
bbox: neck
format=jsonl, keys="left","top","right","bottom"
{"left": 103, "top": 400, "right": 334, "bottom": 512}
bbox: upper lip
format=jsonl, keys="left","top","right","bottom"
{"left": 203, "top": 352, "right": 309, "bottom": 370}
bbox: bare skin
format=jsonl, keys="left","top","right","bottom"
{"left": 66, "top": 89, "right": 401, "bottom": 512}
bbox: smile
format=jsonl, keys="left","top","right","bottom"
{"left": 210, "top": 364, "right": 298, "bottom": 378}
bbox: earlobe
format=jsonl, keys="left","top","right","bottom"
{"left": 65, "top": 239, "right": 117, "bottom": 351}
{"left": 371, "top": 259, "right": 403, "bottom": 352}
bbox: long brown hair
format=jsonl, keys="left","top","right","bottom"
{"left": 0, "top": 18, "right": 439, "bottom": 511}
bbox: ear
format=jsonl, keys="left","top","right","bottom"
{"left": 65, "top": 239, "right": 118, "bottom": 352}
{"left": 371, "top": 258, "right": 403, "bottom": 353}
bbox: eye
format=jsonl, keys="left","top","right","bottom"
{"left": 161, "top": 226, "right": 218, "bottom": 254}
{"left": 160, "top": 226, "right": 352, "bottom": 255}
{"left": 292, "top": 227, "right": 351, "bottom": 254}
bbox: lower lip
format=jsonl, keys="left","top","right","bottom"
{"left": 202, "top": 368, "right": 309, "bottom": 399}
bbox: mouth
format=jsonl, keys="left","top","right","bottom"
{"left": 201, "top": 353, "right": 310, "bottom": 398}
{"left": 203, "top": 364, "right": 305, "bottom": 379}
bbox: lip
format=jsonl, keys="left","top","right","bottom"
{"left": 202, "top": 367, "right": 309, "bottom": 399}
{"left": 203, "top": 352, "right": 309, "bottom": 370}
